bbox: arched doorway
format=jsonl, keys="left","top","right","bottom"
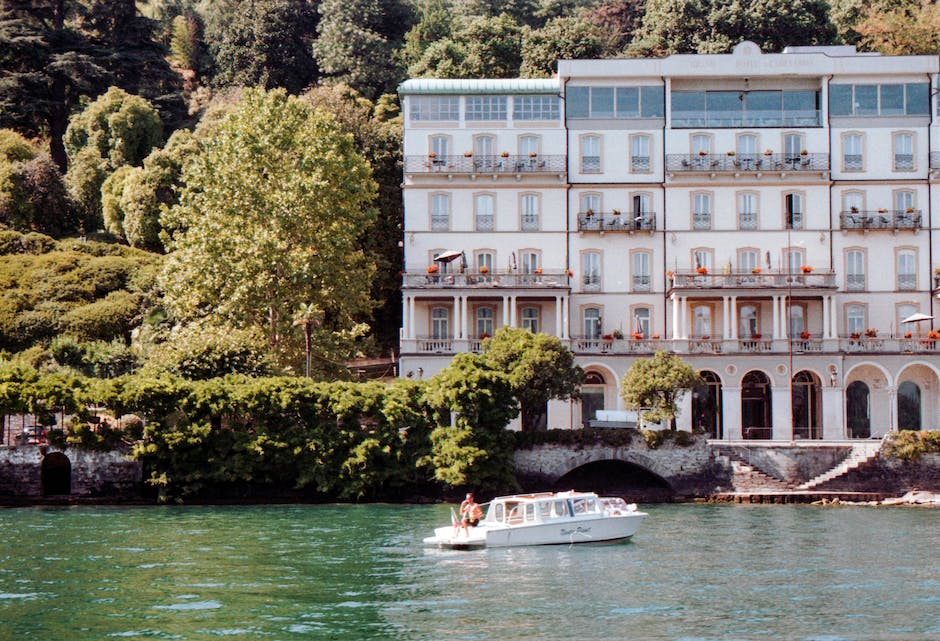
{"left": 41, "top": 452, "right": 71, "bottom": 496}
{"left": 741, "top": 371, "right": 772, "bottom": 439}
{"left": 792, "top": 370, "right": 822, "bottom": 439}
{"left": 846, "top": 381, "right": 871, "bottom": 438}
{"left": 692, "top": 371, "right": 722, "bottom": 438}
{"left": 898, "top": 381, "right": 922, "bottom": 430}
{"left": 581, "top": 371, "right": 606, "bottom": 428}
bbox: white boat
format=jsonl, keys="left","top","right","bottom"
{"left": 423, "top": 491, "right": 647, "bottom": 550}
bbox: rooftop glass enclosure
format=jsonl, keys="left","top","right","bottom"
{"left": 671, "top": 90, "right": 820, "bottom": 127}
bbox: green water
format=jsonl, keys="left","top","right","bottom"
{"left": 0, "top": 503, "right": 937, "bottom": 640}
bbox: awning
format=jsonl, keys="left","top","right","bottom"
{"left": 434, "top": 250, "right": 464, "bottom": 263}
{"left": 900, "top": 313, "right": 934, "bottom": 324}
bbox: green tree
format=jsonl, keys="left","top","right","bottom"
{"left": 855, "top": 1, "right": 940, "bottom": 54}
{"left": 312, "top": 0, "right": 413, "bottom": 99}
{"left": 161, "top": 88, "right": 378, "bottom": 374}
{"left": 169, "top": 12, "right": 204, "bottom": 71}
{"left": 583, "top": 0, "right": 646, "bottom": 52}
{"left": 619, "top": 350, "right": 701, "bottom": 428}
{"left": 480, "top": 327, "right": 583, "bottom": 432}
{"left": 409, "top": 13, "right": 527, "bottom": 78}
{"left": 399, "top": 0, "right": 455, "bottom": 70}
{"left": 520, "top": 15, "right": 609, "bottom": 77}
{"left": 64, "top": 87, "right": 163, "bottom": 230}
{"left": 202, "top": 0, "right": 318, "bottom": 94}
{"left": 423, "top": 353, "right": 519, "bottom": 492}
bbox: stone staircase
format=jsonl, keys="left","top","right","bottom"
{"left": 796, "top": 439, "right": 884, "bottom": 491}
{"left": 713, "top": 451, "right": 794, "bottom": 492}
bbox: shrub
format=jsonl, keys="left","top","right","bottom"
{"left": 515, "top": 428, "right": 635, "bottom": 449}
{"left": 884, "top": 430, "right": 940, "bottom": 461}
{"left": 62, "top": 291, "right": 142, "bottom": 342}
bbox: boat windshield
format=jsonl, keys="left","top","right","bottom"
{"left": 571, "top": 497, "right": 600, "bottom": 515}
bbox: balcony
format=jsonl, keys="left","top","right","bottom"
{"left": 404, "top": 154, "right": 566, "bottom": 175}
{"left": 665, "top": 153, "right": 828, "bottom": 174}
{"left": 577, "top": 211, "right": 656, "bottom": 233}
{"left": 404, "top": 269, "right": 570, "bottom": 290}
{"left": 668, "top": 270, "right": 837, "bottom": 291}
{"left": 839, "top": 210, "right": 922, "bottom": 231}
{"left": 842, "top": 337, "right": 940, "bottom": 354}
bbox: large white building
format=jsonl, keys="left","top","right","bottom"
{"left": 398, "top": 42, "right": 940, "bottom": 439}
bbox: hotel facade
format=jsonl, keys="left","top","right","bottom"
{"left": 398, "top": 42, "right": 940, "bottom": 439}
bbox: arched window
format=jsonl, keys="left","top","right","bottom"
{"left": 692, "top": 371, "right": 722, "bottom": 438}
{"left": 581, "top": 371, "right": 606, "bottom": 427}
{"left": 741, "top": 371, "right": 772, "bottom": 439}
{"left": 898, "top": 381, "right": 922, "bottom": 430}
{"left": 792, "top": 371, "right": 822, "bottom": 439}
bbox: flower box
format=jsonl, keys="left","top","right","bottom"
{"left": 500, "top": 151, "right": 509, "bottom": 158}
{"left": 528, "top": 152, "right": 537, "bottom": 158}
{"left": 726, "top": 151, "right": 736, "bottom": 156}
{"left": 752, "top": 333, "right": 762, "bottom": 340}
{"left": 613, "top": 329, "right": 624, "bottom": 339}
{"left": 566, "top": 269, "right": 573, "bottom": 277}
{"left": 801, "top": 265, "right": 813, "bottom": 273}
{"left": 850, "top": 332, "right": 861, "bottom": 340}
{"left": 651, "top": 334, "right": 660, "bottom": 340}
{"left": 464, "top": 151, "right": 473, "bottom": 157}
{"left": 534, "top": 267, "right": 542, "bottom": 275}
{"left": 904, "top": 331, "right": 913, "bottom": 339}
{"left": 800, "top": 149, "right": 808, "bottom": 156}
{"left": 696, "top": 267, "right": 708, "bottom": 275}
{"left": 865, "top": 328, "right": 878, "bottom": 338}
{"left": 763, "top": 149, "right": 773, "bottom": 156}
{"left": 751, "top": 267, "right": 761, "bottom": 274}
{"left": 480, "top": 265, "right": 489, "bottom": 274}
{"left": 428, "top": 152, "right": 437, "bottom": 158}
{"left": 928, "top": 330, "right": 940, "bottom": 340}
{"left": 700, "top": 335, "right": 710, "bottom": 340}
{"left": 800, "top": 331, "right": 810, "bottom": 340}
{"left": 602, "top": 334, "right": 614, "bottom": 341}
{"left": 427, "top": 264, "right": 439, "bottom": 274}
{"left": 698, "top": 150, "right": 707, "bottom": 157}
{"left": 631, "top": 333, "right": 644, "bottom": 340}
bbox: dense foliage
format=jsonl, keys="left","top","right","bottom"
{"left": 620, "top": 350, "right": 701, "bottom": 427}
{"left": 883, "top": 429, "right": 940, "bottom": 461}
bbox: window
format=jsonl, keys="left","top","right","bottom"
{"left": 788, "top": 305, "right": 805, "bottom": 338}
{"left": 738, "top": 192, "right": 758, "bottom": 230}
{"left": 430, "top": 193, "right": 449, "bottom": 231}
{"left": 843, "top": 133, "right": 863, "bottom": 171}
{"left": 521, "top": 193, "right": 539, "bottom": 231}
{"left": 630, "top": 134, "right": 651, "bottom": 172}
{"left": 633, "top": 307, "right": 651, "bottom": 338}
{"left": 431, "top": 307, "right": 449, "bottom": 338}
{"left": 520, "top": 250, "right": 539, "bottom": 273}
{"left": 581, "top": 135, "right": 601, "bottom": 172}
{"left": 633, "top": 193, "right": 652, "bottom": 228}
{"left": 584, "top": 307, "right": 601, "bottom": 339}
{"left": 894, "top": 132, "right": 914, "bottom": 171}
{"left": 783, "top": 133, "right": 804, "bottom": 161}
{"left": 521, "top": 307, "right": 540, "bottom": 333}
{"left": 476, "top": 307, "right": 494, "bottom": 338}
{"left": 691, "top": 134, "right": 711, "bottom": 156}
{"left": 632, "top": 252, "right": 650, "bottom": 291}
{"left": 694, "top": 249, "right": 713, "bottom": 273}
{"left": 898, "top": 304, "right": 918, "bottom": 336}
{"left": 431, "top": 250, "right": 452, "bottom": 274}
{"left": 846, "top": 250, "right": 865, "bottom": 291}
{"left": 894, "top": 190, "right": 914, "bottom": 214}
{"left": 830, "top": 83, "right": 929, "bottom": 116}
{"left": 846, "top": 304, "right": 866, "bottom": 336}
{"left": 693, "top": 193, "right": 712, "bottom": 230}
{"left": 518, "top": 135, "right": 540, "bottom": 157}
{"left": 466, "top": 96, "right": 507, "bottom": 121}
{"left": 785, "top": 249, "right": 805, "bottom": 273}
{"left": 738, "top": 250, "right": 758, "bottom": 274}
{"left": 567, "top": 86, "right": 664, "bottom": 119}
{"left": 897, "top": 249, "right": 916, "bottom": 290}
{"left": 583, "top": 253, "right": 601, "bottom": 289}
{"left": 785, "top": 193, "right": 803, "bottom": 229}
{"left": 474, "top": 135, "right": 496, "bottom": 170}
{"left": 580, "top": 192, "right": 601, "bottom": 215}
{"left": 476, "top": 251, "right": 494, "bottom": 274}
{"left": 513, "top": 95, "right": 560, "bottom": 121}
{"left": 740, "top": 305, "right": 759, "bottom": 338}
{"left": 410, "top": 96, "right": 459, "bottom": 121}
{"left": 475, "top": 194, "right": 495, "bottom": 231}
{"left": 843, "top": 191, "right": 865, "bottom": 227}
{"left": 693, "top": 306, "right": 711, "bottom": 337}
{"left": 671, "top": 90, "right": 820, "bottom": 127}
{"left": 429, "top": 135, "right": 449, "bottom": 158}
{"left": 737, "top": 134, "right": 758, "bottom": 163}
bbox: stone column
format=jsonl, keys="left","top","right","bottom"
{"left": 562, "top": 295, "right": 569, "bottom": 339}
{"left": 409, "top": 296, "right": 416, "bottom": 339}
{"left": 461, "top": 295, "right": 469, "bottom": 339}
{"left": 402, "top": 295, "right": 410, "bottom": 339}
{"left": 822, "top": 295, "right": 830, "bottom": 340}
{"left": 671, "top": 294, "right": 680, "bottom": 340}
{"left": 730, "top": 296, "right": 738, "bottom": 339}
{"left": 722, "top": 296, "right": 730, "bottom": 339}
{"left": 453, "top": 295, "right": 461, "bottom": 339}
{"left": 771, "top": 296, "right": 780, "bottom": 339}
{"left": 502, "top": 295, "right": 510, "bottom": 326}
{"left": 555, "top": 295, "right": 562, "bottom": 338}
{"left": 681, "top": 296, "right": 689, "bottom": 339}
{"left": 723, "top": 386, "right": 742, "bottom": 440}
{"left": 509, "top": 295, "right": 517, "bottom": 327}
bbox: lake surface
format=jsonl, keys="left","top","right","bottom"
{"left": 0, "top": 503, "right": 937, "bottom": 640}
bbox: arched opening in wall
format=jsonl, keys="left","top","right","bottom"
{"left": 692, "top": 370, "right": 722, "bottom": 438}
{"left": 581, "top": 371, "right": 606, "bottom": 428}
{"left": 898, "top": 381, "right": 922, "bottom": 431}
{"left": 792, "top": 370, "right": 822, "bottom": 440}
{"left": 741, "top": 371, "right": 772, "bottom": 439}
{"left": 846, "top": 381, "right": 871, "bottom": 438}
{"left": 41, "top": 452, "right": 71, "bottom": 496}
{"left": 554, "top": 460, "right": 674, "bottom": 502}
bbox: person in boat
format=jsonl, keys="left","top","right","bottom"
{"left": 456, "top": 493, "right": 483, "bottom": 536}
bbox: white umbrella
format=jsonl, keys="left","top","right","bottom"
{"left": 900, "top": 313, "right": 934, "bottom": 324}
{"left": 434, "top": 250, "right": 463, "bottom": 263}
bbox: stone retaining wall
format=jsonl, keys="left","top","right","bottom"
{"left": 0, "top": 445, "right": 143, "bottom": 500}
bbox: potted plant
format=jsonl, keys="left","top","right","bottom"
{"left": 752, "top": 333, "right": 762, "bottom": 340}
{"left": 696, "top": 266, "right": 708, "bottom": 275}
{"left": 698, "top": 150, "right": 708, "bottom": 157}
{"left": 464, "top": 151, "right": 473, "bottom": 157}
{"left": 427, "top": 264, "right": 439, "bottom": 274}
{"left": 480, "top": 332, "right": 490, "bottom": 339}
{"left": 566, "top": 268, "right": 573, "bottom": 277}
{"left": 928, "top": 330, "right": 940, "bottom": 340}
{"left": 850, "top": 332, "right": 862, "bottom": 340}
{"left": 612, "top": 209, "right": 621, "bottom": 216}
{"left": 800, "top": 149, "right": 809, "bottom": 156}
{"left": 651, "top": 334, "right": 660, "bottom": 340}
{"left": 801, "top": 265, "right": 813, "bottom": 273}
{"left": 534, "top": 267, "right": 542, "bottom": 275}
{"left": 602, "top": 333, "right": 614, "bottom": 341}
{"left": 904, "top": 331, "right": 913, "bottom": 339}
{"left": 850, "top": 205, "right": 859, "bottom": 213}
{"left": 764, "top": 149, "right": 773, "bottom": 156}
{"left": 428, "top": 152, "right": 437, "bottom": 159}
{"left": 500, "top": 151, "right": 509, "bottom": 158}
{"left": 480, "top": 265, "right": 489, "bottom": 274}
{"left": 905, "top": 206, "right": 914, "bottom": 213}
{"left": 865, "top": 328, "right": 878, "bottom": 338}
{"left": 751, "top": 267, "right": 761, "bottom": 274}
{"left": 665, "top": 270, "right": 674, "bottom": 278}
{"left": 800, "top": 331, "right": 810, "bottom": 340}
{"left": 585, "top": 209, "right": 595, "bottom": 217}
{"left": 529, "top": 152, "right": 537, "bottom": 158}
{"left": 727, "top": 150, "right": 736, "bottom": 156}
{"left": 631, "top": 332, "right": 644, "bottom": 340}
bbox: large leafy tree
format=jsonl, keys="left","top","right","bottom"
{"left": 855, "top": 1, "right": 940, "bottom": 55}
{"left": 480, "top": 327, "right": 583, "bottom": 432}
{"left": 619, "top": 350, "right": 701, "bottom": 428}
{"left": 160, "top": 88, "right": 379, "bottom": 375}
{"left": 63, "top": 86, "right": 163, "bottom": 230}
{"left": 520, "top": 15, "right": 609, "bottom": 77}
{"left": 312, "top": 0, "right": 413, "bottom": 99}
{"left": 409, "top": 13, "right": 527, "bottom": 78}
{"left": 201, "top": 0, "right": 318, "bottom": 94}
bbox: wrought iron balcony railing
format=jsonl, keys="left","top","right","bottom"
{"left": 577, "top": 212, "right": 656, "bottom": 232}
{"left": 404, "top": 270, "right": 570, "bottom": 289}
{"left": 666, "top": 153, "right": 828, "bottom": 173}
{"left": 669, "top": 270, "right": 836, "bottom": 289}
{"left": 404, "top": 154, "right": 566, "bottom": 174}
{"left": 839, "top": 210, "right": 922, "bottom": 231}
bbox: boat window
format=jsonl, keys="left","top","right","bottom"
{"left": 539, "top": 502, "right": 553, "bottom": 519}
{"left": 553, "top": 500, "right": 569, "bottom": 517}
{"left": 506, "top": 502, "right": 522, "bottom": 524}
{"left": 525, "top": 503, "right": 536, "bottom": 521}
{"left": 493, "top": 503, "right": 504, "bottom": 522}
